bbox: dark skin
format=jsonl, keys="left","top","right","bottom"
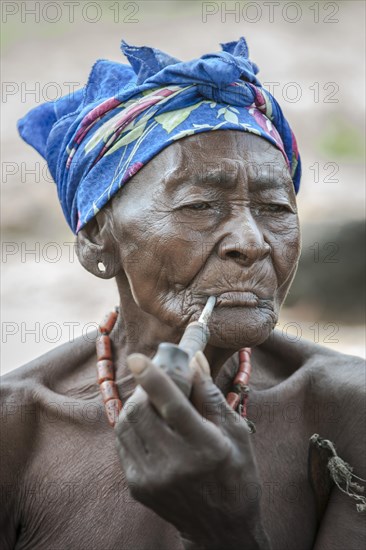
{"left": 1, "top": 132, "right": 365, "bottom": 550}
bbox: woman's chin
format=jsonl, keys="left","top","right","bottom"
{"left": 207, "top": 306, "right": 278, "bottom": 349}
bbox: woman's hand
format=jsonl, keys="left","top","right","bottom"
{"left": 115, "top": 351, "right": 271, "bottom": 550}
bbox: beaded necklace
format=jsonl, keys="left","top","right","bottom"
{"left": 96, "top": 309, "right": 255, "bottom": 433}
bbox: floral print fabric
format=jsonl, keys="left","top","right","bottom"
{"left": 18, "top": 38, "right": 301, "bottom": 233}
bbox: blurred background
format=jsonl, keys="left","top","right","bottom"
{"left": 1, "top": 0, "right": 365, "bottom": 374}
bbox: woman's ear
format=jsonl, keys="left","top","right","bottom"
{"left": 76, "top": 209, "right": 122, "bottom": 279}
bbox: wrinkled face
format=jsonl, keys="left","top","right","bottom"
{"left": 109, "top": 131, "right": 301, "bottom": 348}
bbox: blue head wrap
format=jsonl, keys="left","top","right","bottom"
{"left": 18, "top": 38, "right": 301, "bottom": 233}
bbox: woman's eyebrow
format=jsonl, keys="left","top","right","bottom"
{"left": 248, "top": 166, "right": 293, "bottom": 190}
{"left": 248, "top": 177, "right": 292, "bottom": 191}
{"left": 165, "top": 161, "right": 240, "bottom": 190}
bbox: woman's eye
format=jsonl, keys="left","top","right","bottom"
{"left": 252, "top": 204, "right": 289, "bottom": 215}
{"left": 183, "top": 202, "right": 211, "bottom": 211}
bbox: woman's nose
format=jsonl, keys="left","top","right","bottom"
{"left": 217, "top": 209, "right": 271, "bottom": 266}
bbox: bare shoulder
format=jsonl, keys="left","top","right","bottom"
{"left": 264, "top": 327, "right": 365, "bottom": 383}
{"left": 295, "top": 334, "right": 365, "bottom": 416}
{"left": 0, "top": 332, "right": 96, "bottom": 461}
{"left": 259, "top": 327, "right": 364, "bottom": 387}
{"left": 267, "top": 330, "right": 365, "bottom": 469}
{"left": 1, "top": 329, "right": 97, "bottom": 388}
{"left": 1, "top": 334, "right": 97, "bottom": 518}
{"left": 307, "top": 342, "right": 365, "bottom": 472}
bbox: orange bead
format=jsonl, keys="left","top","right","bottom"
{"left": 238, "top": 360, "right": 252, "bottom": 376}
{"left": 96, "top": 335, "right": 112, "bottom": 360}
{"left": 100, "top": 380, "right": 119, "bottom": 403}
{"left": 239, "top": 349, "right": 251, "bottom": 363}
{"left": 97, "top": 360, "right": 114, "bottom": 384}
{"left": 226, "top": 391, "right": 241, "bottom": 410}
{"left": 234, "top": 370, "right": 250, "bottom": 386}
{"left": 105, "top": 399, "right": 122, "bottom": 427}
{"left": 99, "top": 311, "right": 118, "bottom": 334}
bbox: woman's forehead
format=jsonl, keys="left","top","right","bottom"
{"left": 114, "top": 130, "right": 295, "bottom": 215}
{"left": 161, "top": 131, "right": 284, "bottom": 167}
{"left": 156, "top": 131, "right": 290, "bottom": 184}
{"left": 119, "top": 130, "right": 293, "bottom": 203}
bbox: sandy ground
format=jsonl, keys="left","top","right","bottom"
{"left": 1, "top": 1, "right": 365, "bottom": 373}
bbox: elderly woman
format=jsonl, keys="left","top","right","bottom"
{"left": 1, "top": 39, "right": 365, "bottom": 550}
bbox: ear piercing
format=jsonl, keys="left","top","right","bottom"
{"left": 97, "top": 261, "right": 106, "bottom": 273}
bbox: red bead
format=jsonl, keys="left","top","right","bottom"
{"left": 100, "top": 380, "right": 119, "bottom": 403}
{"left": 239, "top": 349, "right": 251, "bottom": 363}
{"left": 96, "top": 335, "right": 112, "bottom": 360}
{"left": 105, "top": 399, "right": 122, "bottom": 427}
{"left": 226, "top": 391, "right": 241, "bottom": 410}
{"left": 99, "top": 311, "right": 118, "bottom": 334}
{"left": 238, "top": 359, "right": 252, "bottom": 377}
{"left": 97, "top": 360, "right": 114, "bottom": 384}
{"left": 233, "top": 370, "right": 250, "bottom": 386}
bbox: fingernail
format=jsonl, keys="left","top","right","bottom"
{"left": 127, "top": 353, "right": 149, "bottom": 375}
{"left": 195, "top": 351, "right": 211, "bottom": 377}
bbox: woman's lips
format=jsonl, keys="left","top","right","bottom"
{"left": 216, "top": 291, "right": 259, "bottom": 307}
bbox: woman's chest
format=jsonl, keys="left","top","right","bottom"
{"left": 18, "top": 381, "right": 327, "bottom": 550}
{"left": 18, "top": 423, "right": 182, "bottom": 550}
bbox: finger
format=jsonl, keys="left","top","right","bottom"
{"left": 190, "top": 352, "right": 242, "bottom": 430}
{"left": 114, "top": 392, "right": 149, "bottom": 471}
{"left": 114, "top": 391, "right": 165, "bottom": 497}
{"left": 115, "top": 386, "right": 173, "bottom": 458}
{"left": 127, "top": 353, "right": 210, "bottom": 439}
{"left": 189, "top": 350, "right": 211, "bottom": 377}
{"left": 116, "top": 385, "right": 170, "bottom": 439}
